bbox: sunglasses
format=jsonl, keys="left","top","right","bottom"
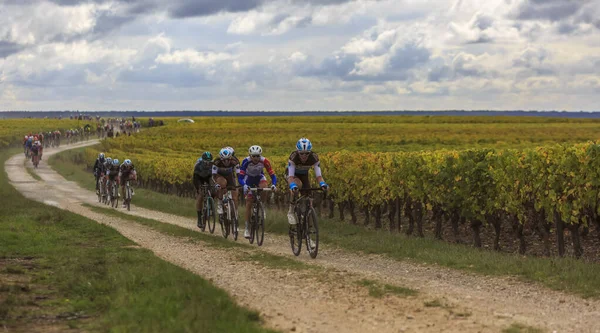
{"left": 299, "top": 152, "right": 310, "bottom": 156}
{"left": 251, "top": 155, "right": 261, "bottom": 158}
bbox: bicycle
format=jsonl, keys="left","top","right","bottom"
{"left": 124, "top": 180, "right": 133, "bottom": 211}
{"left": 198, "top": 184, "right": 216, "bottom": 233}
{"left": 96, "top": 174, "right": 105, "bottom": 203}
{"left": 289, "top": 188, "right": 324, "bottom": 259}
{"left": 219, "top": 186, "right": 241, "bottom": 240}
{"left": 247, "top": 187, "right": 274, "bottom": 246}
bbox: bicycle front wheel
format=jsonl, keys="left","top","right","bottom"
{"left": 207, "top": 197, "right": 216, "bottom": 234}
{"left": 220, "top": 205, "right": 229, "bottom": 239}
{"left": 305, "top": 208, "right": 319, "bottom": 259}
{"left": 231, "top": 203, "right": 239, "bottom": 241}
{"left": 290, "top": 209, "right": 302, "bottom": 256}
{"left": 126, "top": 186, "right": 131, "bottom": 211}
{"left": 255, "top": 202, "right": 265, "bottom": 246}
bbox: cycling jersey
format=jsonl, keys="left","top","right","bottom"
{"left": 239, "top": 156, "right": 277, "bottom": 186}
{"left": 30, "top": 145, "right": 40, "bottom": 155}
{"left": 106, "top": 165, "right": 120, "bottom": 180}
{"left": 93, "top": 158, "right": 106, "bottom": 174}
{"left": 193, "top": 160, "right": 213, "bottom": 191}
{"left": 119, "top": 163, "right": 135, "bottom": 177}
{"left": 212, "top": 156, "right": 241, "bottom": 177}
{"left": 286, "top": 151, "right": 322, "bottom": 178}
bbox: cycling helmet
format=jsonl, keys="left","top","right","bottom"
{"left": 201, "top": 151, "right": 212, "bottom": 161}
{"left": 99, "top": 152, "right": 105, "bottom": 159}
{"left": 112, "top": 159, "right": 119, "bottom": 165}
{"left": 296, "top": 138, "right": 312, "bottom": 152}
{"left": 124, "top": 159, "right": 132, "bottom": 166}
{"left": 219, "top": 148, "right": 232, "bottom": 159}
{"left": 248, "top": 145, "right": 262, "bottom": 156}
{"left": 106, "top": 157, "right": 112, "bottom": 164}
{"left": 226, "top": 146, "right": 235, "bottom": 155}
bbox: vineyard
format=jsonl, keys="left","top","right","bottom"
{"left": 66, "top": 116, "right": 600, "bottom": 260}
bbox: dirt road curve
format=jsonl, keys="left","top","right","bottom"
{"left": 6, "top": 142, "right": 600, "bottom": 333}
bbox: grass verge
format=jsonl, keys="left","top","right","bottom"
{"left": 2, "top": 148, "right": 277, "bottom": 333}
{"left": 51, "top": 148, "right": 600, "bottom": 299}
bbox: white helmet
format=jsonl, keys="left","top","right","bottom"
{"left": 226, "top": 146, "right": 235, "bottom": 155}
{"left": 248, "top": 145, "right": 262, "bottom": 156}
{"left": 296, "top": 138, "right": 312, "bottom": 152}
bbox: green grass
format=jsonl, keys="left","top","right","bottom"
{"left": 1, "top": 148, "right": 278, "bottom": 333}
{"left": 51, "top": 149, "right": 600, "bottom": 298}
{"left": 503, "top": 323, "right": 545, "bottom": 333}
{"left": 356, "top": 279, "right": 417, "bottom": 298}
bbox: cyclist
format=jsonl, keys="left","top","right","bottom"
{"left": 212, "top": 147, "right": 241, "bottom": 219}
{"left": 30, "top": 141, "right": 41, "bottom": 165}
{"left": 93, "top": 153, "right": 106, "bottom": 194}
{"left": 238, "top": 145, "right": 277, "bottom": 239}
{"left": 193, "top": 152, "right": 214, "bottom": 229}
{"left": 26, "top": 136, "right": 33, "bottom": 155}
{"left": 37, "top": 133, "right": 44, "bottom": 159}
{"left": 286, "top": 138, "right": 329, "bottom": 225}
{"left": 105, "top": 159, "right": 120, "bottom": 199}
{"left": 119, "top": 159, "right": 137, "bottom": 208}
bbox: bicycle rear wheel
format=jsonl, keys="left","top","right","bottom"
{"left": 305, "top": 208, "right": 319, "bottom": 259}
{"left": 289, "top": 207, "right": 302, "bottom": 256}
{"left": 97, "top": 179, "right": 102, "bottom": 203}
{"left": 255, "top": 202, "right": 265, "bottom": 246}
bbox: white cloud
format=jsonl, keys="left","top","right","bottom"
{"left": 0, "top": 0, "right": 599, "bottom": 110}
{"left": 155, "top": 49, "right": 234, "bottom": 67}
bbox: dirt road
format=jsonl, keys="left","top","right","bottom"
{"left": 7, "top": 142, "right": 600, "bottom": 333}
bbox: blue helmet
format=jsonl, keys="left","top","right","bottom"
{"left": 112, "top": 159, "right": 119, "bottom": 166}
{"left": 219, "top": 148, "right": 232, "bottom": 159}
{"left": 124, "top": 159, "right": 132, "bottom": 166}
{"left": 296, "top": 138, "right": 312, "bottom": 152}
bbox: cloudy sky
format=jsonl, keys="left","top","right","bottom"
{"left": 1, "top": 0, "right": 599, "bottom": 111}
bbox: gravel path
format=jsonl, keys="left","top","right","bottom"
{"left": 7, "top": 142, "right": 600, "bottom": 333}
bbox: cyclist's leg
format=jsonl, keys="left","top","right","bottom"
{"left": 259, "top": 175, "right": 268, "bottom": 203}
{"left": 244, "top": 181, "right": 258, "bottom": 238}
{"left": 225, "top": 174, "right": 239, "bottom": 208}
{"left": 215, "top": 175, "right": 227, "bottom": 214}
{"left": 287, "top": 176, "right": 304, "bottom": 224}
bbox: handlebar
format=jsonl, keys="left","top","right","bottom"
{"left": 248, "top": 187, "right": 274, "bottom": 191}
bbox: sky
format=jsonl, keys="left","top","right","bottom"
{"left": 0, "top": 0, "right": 599, "bottom": 111}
